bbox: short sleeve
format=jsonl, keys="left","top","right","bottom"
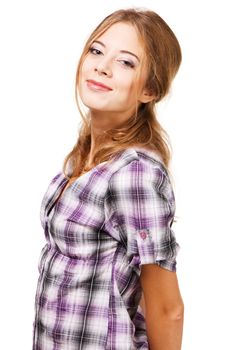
{"left": 109, "top": 159, "right": 180, "bottom": 273}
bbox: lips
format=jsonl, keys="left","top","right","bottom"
{"left": 86, "top": 79, "right": 112, "bottom": 91}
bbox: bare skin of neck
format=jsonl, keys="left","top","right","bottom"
{"left": 88, "top": 106, "right": 137, "bottom": 164}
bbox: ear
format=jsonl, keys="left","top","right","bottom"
{"left": 138, "top": 88, "right": 155, "bottom": 103}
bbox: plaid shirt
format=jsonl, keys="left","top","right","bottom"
{"left": 32, "top": 147, "right": 180, "bottom": 349}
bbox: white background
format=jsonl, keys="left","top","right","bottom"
{"left": 0, "top": 1, "right": 232, "bottom": 349}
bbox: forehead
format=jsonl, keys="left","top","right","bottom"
{"left": 96, "top": 22, "right": 143, "bottom": 56}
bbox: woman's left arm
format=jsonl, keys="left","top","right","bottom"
{"left": 140, "top": 263, "right": 184, "bottom": 350}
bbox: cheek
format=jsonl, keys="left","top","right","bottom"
{"left": 120, "top": 78, "right": 138, "bottom": 98}
{"left": 115, "top": 71, "right": 136, "bottom": 91}
{"left": 80, "top": 58, "right": 92, "bottom": 78}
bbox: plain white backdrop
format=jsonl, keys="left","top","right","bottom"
{"left": 0, "top": 0, "right": 232, "bottom": 349}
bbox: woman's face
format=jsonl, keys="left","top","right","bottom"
{"left": 79, "top": 22, "right": 148, "bottom": 118}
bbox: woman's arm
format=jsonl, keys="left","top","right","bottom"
{"left": 140, "top": 264, "right": 184, "bottom": 350}
{"left": 139, "top": 291, "right": 146, "bottom": 317}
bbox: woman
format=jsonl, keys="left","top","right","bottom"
{"left": 33, "top": 7, "right": 184, "bottom": 350}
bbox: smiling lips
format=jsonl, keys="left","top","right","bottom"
{"left": 86, "top": 79, "right": 113, "bottom": 91}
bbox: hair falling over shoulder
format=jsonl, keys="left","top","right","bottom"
{"left": 62, "top": 7, "right": 182, "bottom": 184}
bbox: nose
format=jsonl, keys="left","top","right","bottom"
{"left": 94, "top": 58, "right": 112, "bottom": 77}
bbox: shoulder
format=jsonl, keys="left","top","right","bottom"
{"left": 109, "top": 148, "right": 174, "bottom": 200}
{"left": 109, "top": 147, "right": 170, "bottom": 189}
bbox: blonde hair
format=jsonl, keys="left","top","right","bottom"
{"left": 63, "top": 7, "right": 182, "bottom": 183}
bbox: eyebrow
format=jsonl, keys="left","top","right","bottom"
{"left": 92, "top": 40, "right": 140, "bottom": 62}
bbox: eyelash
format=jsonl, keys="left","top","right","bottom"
{"left": 88, "top": 47, "right": 135, "bottom": 68}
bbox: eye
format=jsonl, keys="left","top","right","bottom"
{"left": 88, "top": 46, "right": 135, "bottom": 69}
{"left": 89, "top": 47, "right": 102, "bottom": 55}
{"left": 119, "top": 60, "right": 135, "bottom": 68}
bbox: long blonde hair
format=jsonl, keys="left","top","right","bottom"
{"left": 62, "top": 7, "right": 182, "bottom": 182}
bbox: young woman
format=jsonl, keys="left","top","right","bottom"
{"left": 32, "top": 7, "right": 184, "bottom": 350}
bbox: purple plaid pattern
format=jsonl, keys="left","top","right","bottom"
{"left": 32, "top": 147, "right": 180, "bottom": 349}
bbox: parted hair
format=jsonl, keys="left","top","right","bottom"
{"left": 62, "top": 7, "right": 182, "bottom": 183}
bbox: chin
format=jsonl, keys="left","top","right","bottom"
{"left": 80, "top": 95, "right": 111, "bottom": 111}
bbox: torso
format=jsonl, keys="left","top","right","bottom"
{"left": 56, "top": 167, "right": 91, "bottom": 203}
